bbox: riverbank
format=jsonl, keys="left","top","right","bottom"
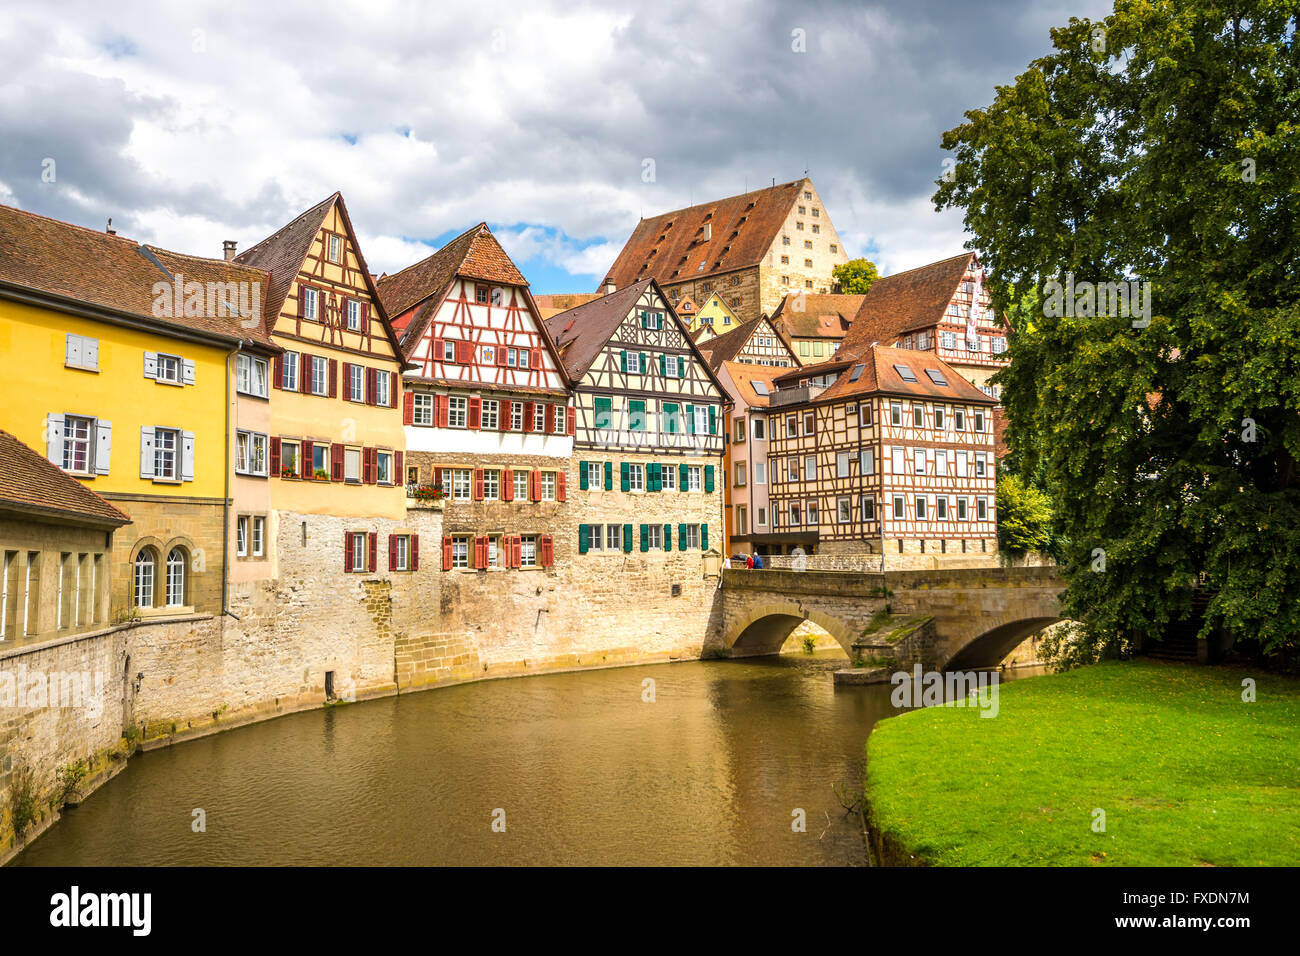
{"left": 864, "top": 659, "right": 1300, "bottom": 866}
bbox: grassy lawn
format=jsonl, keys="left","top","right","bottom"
{"left": 865, "top": 660, "right": 1300, "bottom": 866}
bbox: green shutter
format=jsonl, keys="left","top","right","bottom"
{"left": 640, "top": 353, "right": 648, "bottom": 374}
{"left": 629, "top": 399, "right": 645, "bottom": 431}
{"left": 640, "top": 524, "right": 650, "bottom": 552}
{"left": 701, "top": 524, "right": 709, "bottom": 551}
{"left": 594, "top": 396, "right": 612, "bottom": 429}
{"left": 663, "top": 402, "right": 677, "bottom": 434}
{"left": 579, "top": 461, "right": 589, "bottom": 491}
{"left": 623, "top": 524, "right": 633, "bottom": 552}
{"left": 579, "top": 524, "right": 590, "bottom": 554}
{"left": 640, "top": 310, "right": 647, "bottom": 329}
{"left": 659, "top": 354, "right": 666, "bottom": 377}
{"left": 620, "top": 350, "right": 627, "bottom": 373}
{"left": 663, "top": 523, "right": 672, "bottom": 551}
{"left": 709, "top": 405, "right": 717, "bottom": 435}
{"left": 686, "top": 404, "right": 695, "bottom": 434}
{"left": 705, "top": 464, "right": 715, "bottom": 493}
{"left": 648, "top": 462, "right": 660, "bottom": 491}
{"left": 621, "top": 461, "right": 630, "bottom": 492}
{"left": 679, "top": 463, "right": 688, "bottom": 490}
{"left": 604, "top": 460, "right": 613, "bottom": 491}
{"left": 679, "top": 358, "right": 686, "bottom": 379}
{"left": 679, "top": 523, "right": 687, "bottom": 550}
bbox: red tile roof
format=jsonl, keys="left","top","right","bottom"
{"left": 0, "top": 203, "right": 276, "bottom": 348}
{"left": 839, "top": 253, "right": 975, "bottom": 355}
{"left": 0, "top": 430, "right": 130, "bottom": 527}
{"left": 770, "top": 293, "right": 864, "bottom": 340}
{"left": 233, "top": 194, "right": 335, "bottom": 330}
{"left": 603, "top": 179, "right": 806, "bottom": 289}
{"left": 720, "top": 361, "right": 782, "bottom": 408}
{"left": 775, "top": 345, "right": 994, "bottom": 406}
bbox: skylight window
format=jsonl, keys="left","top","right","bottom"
{"left": 752, "top": 381, "right": 769, "bottom": 396}
{"left": 894, "top": 364, "right": 918, "bottom": 383}
{"left": 849, "top": 363, "right": 866, "bottom": 383}
{"left": 925, "top": 369, "right": 949, "bottom": 386}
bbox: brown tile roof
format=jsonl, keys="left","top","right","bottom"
{"left": 544, "top": 279, "right": 654, "bottom": 380}
{"left": 603, "top": 179, "right": 806, "bottom": 289}
{"left": 770, "top": 293, "right": 864, "bottom": 339}
{"left": 720, "top": 361, "right": 782, "bottom": 408}
{"left": 773, "top": 346, "right": 994, "bottom": 407}
{"left": 376, "top": 222, "right": 527, "bottom": 335}
{"left": 0, "top": 203, "right": 276, "bottom": 348}
{"left": 0, "top": 430, "right": 130, "bottom": 527}
{"left": 838, "top": 253, "right": 974, "bottom": 355}
{"left": 533, "top": 292, "right": 602, "bottom": 318}
{"left": 699, "top": 316, "right": 767, "bottom": 370}
{"left": 233, "top": 194, "right": 335, "bottom": 329}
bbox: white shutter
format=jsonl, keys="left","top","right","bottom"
{"left": 46, "top": 413, "right": 65, "bottom": 464}
{"left": 140, "top": 426, "right": 156, "bottom": 478}
{"left": 182, "top": 431, "right": 195, "bottom": 481}
{"left": 84, "top": 337, "right": 99, "bottom": 369}
{"left": 182, "top": 359, "right": 196, "bottom": 385}
{"left": 94, "top": 420, "right": 112, "bottom": 475}
{"left": 144, "top": 351, "right": 158, "bottom": 379}
{"left": 65, "top": 334, "right": 82, "bottom": 367}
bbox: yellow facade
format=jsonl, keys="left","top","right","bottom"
{"left": 688, "top": 293, "right": 742, "bottom": 335}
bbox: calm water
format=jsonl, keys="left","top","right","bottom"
{"left": 14, "top": 653, "right": 1039, "bottom": 866}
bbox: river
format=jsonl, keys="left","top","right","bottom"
{"left": 14, "top": 651, "right": 1043, "bottom": 866}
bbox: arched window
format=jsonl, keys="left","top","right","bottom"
{"left": 133, "top": 549, "right": 156, "bottom": 608}
{"left": 165, "top": 548, "right": 186, "bottom": 607}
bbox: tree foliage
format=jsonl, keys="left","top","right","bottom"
{"left": 935, "top": 0, "right": 1300, "bottom": 657}
{"left": 997, "top": 473, "right": 1055, "bottom": 556}
{"left": 832, "top": 258, "right": 880, "bottom": 295}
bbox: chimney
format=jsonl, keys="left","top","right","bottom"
{"left": 223, "top": 240, "right": 237, "bottom": 261}
{"left": 602, "top": 277, "right": 616, "bottom": 295}
{"left": 105, "top": 218, "right": 116, "bottom": 235}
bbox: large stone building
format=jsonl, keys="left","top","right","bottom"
{"left": 765, "top": 345, "right": 998, "bottom": 568}
{"left": 602, "top": 178, "right": 849, "bottom": 322}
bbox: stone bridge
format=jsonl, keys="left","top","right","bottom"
{"left": 712, "top": 566, "right": 1065, "bottom": 671}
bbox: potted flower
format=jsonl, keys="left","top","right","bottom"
{"left": 410, "top": 484, "right": 447, "bottom": 507}
{"left": 313, "top": 468, "right": 329, "bottom": 480}
{"left": 281, "top": 466, "right": 297, "bottom": 479}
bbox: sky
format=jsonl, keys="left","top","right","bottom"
{"left": 0, "top": 0, "right": 1113, "bottom": 294}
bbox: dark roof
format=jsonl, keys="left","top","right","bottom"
{"left": 698, "top": 316, "right": 794, "bottom": 371}
{"left": 376, "top": 222, "right": 527, "bottom": 331}
{"left": 838, "top": 253, "right": 974, "bottom": 355}
{"left": 233, "top": 194, "right": 334, "bottom": 329}
{"left": 603, "top": 179, "right": 806, "bottom": 289}
{"left": 0, "top": 430, "right": 130, "bottom": 527}
{"left": 0, "top": 203, "right": 276, "bottom": 348}
{"left": 770, "top": 293, "right": 864, "bottom": 339}
{"left": 544, "top": 280, "right": 654, "bottom": 379}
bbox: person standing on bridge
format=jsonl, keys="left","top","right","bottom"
{"left": 752, "top": 552, "right": 764, "bottom": 570}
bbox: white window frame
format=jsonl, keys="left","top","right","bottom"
{"left": 448, "top": 396, "right": 468, "bottom": 429}
{"left": 413, "top": 393, "right": 434, "bottom": 426}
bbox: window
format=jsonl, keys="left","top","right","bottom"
{"left": 925, "top": 369, "right": 948, "bottom": 387}
{"left": 61, "top": 415, "right": 94, "bottom": 474}
{"left": 812, "top": 224, "right": 820, "bottom": 234}
{"left": 534, "top": 403, "right": 547, "bottom": 433}
{"left": 376, "top": 373, "right": 391, "bottom": 408}
{"left": 735, "top": 417, "right": 747, "bottom": 442}
{"left": 541, "top": 472, "right": 557, "bottom": 501}
{"left": 452, "top": 469, "right": 472, "bottom": 500}
{"left": 483, "top": 469, "right": 500, "bottom": 499}
{"left": 593, "top": 397, "right": 612, "bottom": 430}
{"left": 509, "top": 470, "right": 526, "bottom": 501}
{"left": 914, "top": 449, "right": 926, "bottom": 474}
{"left": 344, "top": 447, "right": 361, "bottom": 482}
{"left": 252, "top": 516, "right": 265, "bottom": 557}
{"left": 796, "top": 222, "right": 804, "bottom": 231}
{"left": 236, "top": 354, "right": 269, "bottom": 397}
{"left": 977, "top": 497, "right": 989, "bottom": 520}
{"left": 133, "top": 549, "right": 155, "bottom": 608}
{"left": 757, "top": 506, "right": 767, "bottom": 527}
{"left": 236, "top": 431, "right": 269, "bottom": 476}
{"left": 687, "top": 466, "right": 702, "bottom": 492}
{"left": 512, "top": 402, "right": 526, "bottom": 431}
{"left": 893, "top": 363, "right": 917, "bottom": 383}
{"left": 734, "top": 462, "right": 746, "bottom": 486}
{"left": 935, "top": 408, "right": 945, "bottom": 429}
{"left": 683, "top": 524, "right": 700, "bottom": 550}
{"left": 348, "top": 532, "right": 367, "bottom": 572}
{"left": 693, "top": 405, "right": 710, "bottom": 435}
{"left": 64, "top": 333, "right": 99, "bottom": 371}
{"left": 892, "top": 495, "right": 905, "bottom": 519}
{"left": 626, "top": 352, "right": 642, "bottom": 374}
{"left": 347, "top": 299, "right": 362, "bottom": 331}
{"left": 391, "top": 535, "right": 410, "bottom": 571}
{"left": 782, "top": 235, "right": 790, "bottom": 245}
{"left": 806, "top": 500, "right": 819, "bottom": 525}
{"left": 441, "top": 340, "right": 458, "bottom": 362}
{"left": 491, "top": 288, "right": 503, "bottom": 306}
{"left": 958, "top": 497, "right": 969, "bottom": 520}
{"left": 891, "top": 447, "right": 905, "bottom": 474}
{"left": 974, "top": 411, "right": 986, "bottom": 433}
{"left": 992, "top": 336, "right": 1007, "bottom": 354}
{"left": 753, "top": 461, "right": 766, "bottom": 485}
{"left": 787, "top": 457, "right": 800, "bottom": 482}
{"left": 154, "top": 427, "right": 181, "bottom": 480}
{"left": 781, "top": 255, "right": 789, "bottom": 264}
{"left": 310, "top": 355, "right": 328, "bottom": 395}
{"left": 449, "top": 396, "right": 468, "bottom": 428}
{"left": 837, "top": 452, "right": 850, "bottom": 478}
{"left": 376, "top": 451, "right": 393, "bottom": 485}
{"left": 804, "top": 258, "right": 813, "bottom": 268}
{"left": 165, "top": 547, "right": 186, "bottom": 607}
{"left": 859, "top": 402, "right": 873, "bottom": 426}
{"left": 804, "top": 455, "right": 816, "bottom": 480}
{"left": 328, "top": 234, "right": 342, "bottom": 263}
{"left": 890, "top": 402, "right": 902, "bottom": 426}
{"left": 785, "top": 415, "right": 798, "bottom": 437}
{"left": 605, "top": 524, "right": 622, "bottom": 551}
{"left": 936, "top": 497, "right": 948, "bottom": 520}
{"left": 803, "top": 411, "right": 815, "bottom": 434}
{"left": 554, "top": 405, "right": 566, "bottom": 434}
{"left": 588, "top": 525, "right": 604, "bottom": 551}
{"left": 348, "top": 364, "right": 363, "bottom": 401}
{"left": 413, "top": 393, "right": 433, "bottom": 426}
{"left": 916, "top": 496, "right": 927, "bottom": 520}
{"left": 861, "top": 497, "right": 876, "bottom": 521}
{"left": 752, "top": 417, "right": 765, "bottom": 440}
{"left": 237, "top": 516, "right": 248, "bottom": 557}
{"left": 955, "top": 409, "right": 965, "bottom": 430}
{"left": 936, "top": 451, "right": 949, "bottom": 476}
{"left": 585, "top": 462, "right": 602, "bottom": 489}
{"left": 662, "top": 465, "right": 676, "bottom": 490}
{"left": 859, "top": 450, "right": 874, "bottom": 475}
{"left": 475, "top": 286, "right": 488, "bottom": 304}
{"left": 452, "top": 536, "right": 470, "bottom": 569}
{"left": 520, "top": 535, "right": 538, "bottom": 568}
{"left": 913, "top": 406, "right": 925, "bottom": 427}
{"left": 975, "top": 452, "right": 987, "bottom": 478}
{"left": 941, "top": 330, "right": 957, "bottom": 349}
{"left": 629, "top": 464, "right": 645, "bottom": 492}
{"left": 736, "top": 506, "right": 748, "bottom": 535}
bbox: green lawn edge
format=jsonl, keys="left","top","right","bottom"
{"left": 864, "top": 659, "right": 1300, "bottom": 866}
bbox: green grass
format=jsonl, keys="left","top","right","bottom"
{"left": 865, "top": 660, "right": 1300, "bottom": 866}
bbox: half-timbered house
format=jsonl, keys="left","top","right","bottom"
{"left": 544, "top": 278, "right": 727, "bottom": 568}
{"left": 714, "top": 362, "right": 781, "bottom": 560}
{"left": 765, "top": 345, "right": 998, "bottom": 569}
{"left": 698, "top": 315, "right": 799, "bottom": 370}
{"left": 376, "top": 223, "right": 572, "bottom": 575}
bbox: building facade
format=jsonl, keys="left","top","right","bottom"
{"left": 714, "top": 362, "right": 781, "bottom": 560}
{"left": 765, "top": 346, "right": 998, "bottom": 569}
{"left": 769, "top": 292, "right": 864, "bottom": 364}
{"left": 698, "top": 316, "right": 799, "bottom": 370}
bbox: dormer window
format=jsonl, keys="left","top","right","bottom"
{"left": 475, "top": 286, "right": 488, "bottom": 304}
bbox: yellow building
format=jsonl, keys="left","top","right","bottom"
{"left": 684, "top": 292, "right": 742, "bottom": 338}
{"left": 0, "top": 203, "right": 277, "bottom": 617}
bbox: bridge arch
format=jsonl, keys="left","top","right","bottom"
{"left": 940, "top": 615, "right": 1063, "bottom": 670}
{"left": 725, "top": 602, "right": 856, "bottom": 658}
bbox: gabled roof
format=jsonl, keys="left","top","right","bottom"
{"left": 795, "top": 345, "right": 994, "bottom": 406}
{"left": 770, "top": 292, "right": 864, "bottom": 339}
{"left": 376, "top": 222, "right": 527, "bottom": 330}
{"left": 720, "top": 361, "right": 782, "bottom": 408}
{"left": 699, "top": 316, "right": 772, "bottom": 370}
{"left": 0, "top": 430, "right": 130, "bottom": 528}
{"left": 603, "top": 179, "right": 806, "bottom": 289}
{"left": 543, "top": 277, "right": 731, "bottom": 403}
{"left": 233, "top": 194, "right": 335, "bottom": 327}
{"left": 838, "top": 253, "right": 976, "bottom": 355}
{"left": 0, "top": 203, "right": 277, "bottom": 349}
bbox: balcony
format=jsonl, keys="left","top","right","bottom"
{"left": 768, "top": 384, "right": 825, "bottom": 408}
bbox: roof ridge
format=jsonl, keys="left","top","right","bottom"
{"left": 634, "top": 178, "right": 804, "bottom": 222}
{"left": 875, "top": 251, "right": 974, "bottom": 282}
{"left": 377, "top": 221, "right": 484, "bottom": 285}
{"left": 234, "top": 193, "right": 336, "bottom": 262}
{"left": 0, "top": 202, "right": 142, "bottom": 245}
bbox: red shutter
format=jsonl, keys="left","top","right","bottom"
{"left": 298, "top": 353, "right": 307, "bottom": 392}
{"left": 473, "top": 468, "right": 485, "bottom": 500}
{"left": 364, "top": 447, "right": 377, "bottom": 484}
{"left": 362, "top": 302, "right": 371, "bottom": 329}
{"left": 476, "top": 536, "right": 489, "bottom": 569}
{"left": 297, "top": 285, "right": 306, "bottom": 318}
{"left": 530, "top": 470, "right": 542, "bottom": 502}
{"left": 435, "top": 394, "right": 450, "bottom": 428}
{"left": 567, "top": 407, "right": 576, "bottom": 436}
{"left": 343, "top": 532, "right": 352, "bottom": 572}
{"left": 442, "top": 535, "right": 453, "bottom": 571}
{"left": 331, "top": 442, "right": 344, "bottom": 481}
{"left": 545, "top": 403, "right": 555, "bottom": 434}
{"left": 366, "top": 368, "right": 377, "bottom": 405}
{"left": 523, "top": 402, "right": 535, "bottom": 432}
{"left": 411, "top": 534, "right": 419, "bottom": 571}
{"left": 512, "top": 535, "right": 522, "bottom": 568}
{"left": 328, "top": 358, "right": 338, "bottom": 398}
{"left": 541, "top": 534, "right": 554, "bottom": 568}
{"left": 403, "top": 390, "right": 415, "bottom": 425}
{"left": 270, "top": 437, "right": 281, "bottom": 476}
{"left": 502, "top": 468, "right": 513, "bottom": 501}
{"left": 501, "top": 403, "right": 514, "bottom": 431}
{"left": 273, "top": 354, "right": 283, "bottom": 389}
{"left": 530, "top": 347, "right": 541, "bottom": 369}
{"left": 558, "top": 471, "right": 567, "bottom": 502}
{"left": 368, "top": 531, "right": 377, "bottom": 572}
{"left": 394, "top": 451, "right": 403, "bottom": 484}
{"left": 434, "top": 466, "right": 444, "bottom": 490}
{"left": 302, "top": 440, "right": 314, "bottom": 478}
{"left": 431, "top": 338, "right": 443, "bottom": 364}
{"left": 496, "top": 347, "right": 507, "bottom": 367}
{"left": 456, "top": 340, "right": 473, "bottom": 364}
{"left": 341, "top": 362, "right": 352, "bottom": 400}
{"left": 388, "top": 534, "right": 397, "bottom": 571}
{"left": 468, "top": 396, "right": 481, "bottom": 430}
{"left": 389, "top": 372, "right": 398, "bottom": 408}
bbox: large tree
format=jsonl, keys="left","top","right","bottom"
{"left": 832, "top": 258, "right": 880, "bottom": 295}
{"left": 935, "top": 0, "right": 1300, "bottom": 658}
